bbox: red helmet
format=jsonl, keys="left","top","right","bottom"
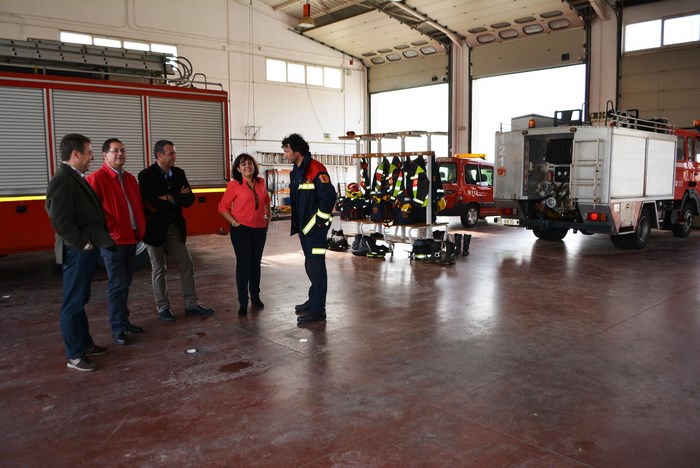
{"left": 346, "top": 182, "right": 362, "bottom": 199}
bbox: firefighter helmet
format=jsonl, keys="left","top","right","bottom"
{"left": 346, "top": 182, "right": 362, "bottom": 199}
{"left": 436, "top": 197, "right": 447, "bottom": 212}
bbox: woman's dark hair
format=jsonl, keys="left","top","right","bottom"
{"left": 281, "top": 133, "right": 309, "bottom": 154}
{"left": 231, "top": 153, "right": 259, "bottom": 183}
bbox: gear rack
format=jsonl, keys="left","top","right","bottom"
{"left": 337, "top": 130, "right": 448, "bottom": 244}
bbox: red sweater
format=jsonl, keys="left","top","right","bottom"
{"left": 218, "top": 177, "right": 270, "bottom": 228}
{"left": 86, "top": 164, "right": 146, "bottom": 245}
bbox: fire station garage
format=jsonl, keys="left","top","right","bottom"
{"left": 2, "top": 0, "right": 700, "bottom": 465}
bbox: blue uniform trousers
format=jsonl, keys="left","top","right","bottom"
{"left": 299, "top": 227, "right": 328, "bottom": 313}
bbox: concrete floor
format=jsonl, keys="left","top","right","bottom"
{"left": 2, "top": 217, "right": 700, "bottom": 467}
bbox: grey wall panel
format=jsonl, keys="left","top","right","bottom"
{"left": 471, "top": 29, "right": 585, "bottom": 79}
{"left": 0, "top": 86, "right": 47, "bottom": 195}
{"left": 52, "top": 90, "right": 145, "bottom": 176}
{"left": 620, "top": 45, "right": 700, "bottom": 127}
{"left": 148, "top": 97, "right": 225, "bottom": 185}
{"left": 369, "top": 55, "right": 448, "bottom": 94}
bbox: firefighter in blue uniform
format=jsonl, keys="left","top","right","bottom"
{"left": 282, "top": 133, "right": 337, "bottom": 324}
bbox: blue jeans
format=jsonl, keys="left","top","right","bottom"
{"left": 230, "top": 225, "right": 267, "bottom": 305}
{"left": 60, "top": 245, "right": 99, "bottom": 359}
{"left": 299, "top": 227, "right": 328, "bottom": 313}
{"left": 100, "top": 244, "right": 136, "bottom": 333}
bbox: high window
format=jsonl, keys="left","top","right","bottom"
{"left": 60, "top": 31, "right": 177, "bottom": 57}
{"left": 265, "top": 59, "right": 342, "bottom": 90}
{"left": 624, "top": 13, "right": 700, "bottom": 52}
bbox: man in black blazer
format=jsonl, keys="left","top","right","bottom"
{"left": 45, "top": 133, "right": 116, "bottom": 372}
{"left": 138, "top": 140, "right": 214, "bottom": 321}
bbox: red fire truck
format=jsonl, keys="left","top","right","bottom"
{"left": 0, "top": 71, "right": 230, "bottom": 260}
{"left": 437, "top": 153, "right": 497, "bottom": 227}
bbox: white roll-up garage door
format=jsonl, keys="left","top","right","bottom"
{"left": 52, "top": 90, "right": 145, "bottom": 176}
{"left": 148, "top": 97, "right": 225, "bottom": 185}
{"left": 0, "top": 86, "right": 47, "bottom": 195}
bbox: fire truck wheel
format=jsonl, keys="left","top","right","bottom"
{"left": 672, "top": 206, "right": 693, "bottom": 238}
{"left": 460, "top": 204, "right": 479, "bottom": 228}
{"left": 611, "top": 207, "right": 652, "bottom": 249}
{"left": 532, "top": 227, "right": 568, "bottom": 241}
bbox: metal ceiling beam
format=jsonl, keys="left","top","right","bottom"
{"left": 363, "top": 0, "right": 465, "bottom": 46}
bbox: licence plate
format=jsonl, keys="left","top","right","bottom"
{"left": 500, "top": 218, "right": 520, "bottom": 226}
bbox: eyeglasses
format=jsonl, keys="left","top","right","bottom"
{"left": 108, "top": 149, "right": 127, "bottom": 154}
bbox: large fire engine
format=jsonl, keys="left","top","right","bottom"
{"left": 494, "top": 110, "right": 700, "bottom": 249}
{"left": 0, "top": 38, "right": 231, "bottom": 260}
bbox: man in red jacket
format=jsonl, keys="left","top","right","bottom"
{"left": 86, "top": 138, "right": 147, "bottom": 345}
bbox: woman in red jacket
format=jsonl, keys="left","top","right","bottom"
{"left": 218, "top": 153, "right": 271, "bottom": 316}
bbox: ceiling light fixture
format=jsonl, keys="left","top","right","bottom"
{"left": 298, "top": 2, "right": 315, "bottom": 29}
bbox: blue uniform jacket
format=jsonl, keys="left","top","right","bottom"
{"left": 289, "top": 152, "right": 336, "bottom": 237}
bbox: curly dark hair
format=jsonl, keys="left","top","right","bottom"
{"left": 281, "top": 133, "right": 309, "bottom": 154}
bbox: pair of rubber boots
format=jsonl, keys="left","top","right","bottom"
{"left": 452, "top": 233, "right": 471, "bottom": 256}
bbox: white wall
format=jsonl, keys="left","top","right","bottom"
{"left": 0, "top": 0, "right": 367, "bottom": 158}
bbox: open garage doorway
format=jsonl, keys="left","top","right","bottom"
{"left": 370, "top": 84, "right": 449, "bottom": 156}
{"left": 472, "top": 64, "right": 586, "bottom": 158}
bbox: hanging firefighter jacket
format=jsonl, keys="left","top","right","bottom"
{"left": 430, "top": 157, "right": 445, "bottom": 223}
{"left": 369, "top": 157, "right": 395, "bottom": 225}
{"left": 389, "top": 156, "right": 404, "bottom": 200}
{"left": 359, "top": 157, "right": 371, "bottom": 200}
{"left": 406, "top": 156, "right": 430, "bottom": 223}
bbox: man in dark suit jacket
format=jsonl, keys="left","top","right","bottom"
{"left": 138, "top": 139, "right": 214, "bottom": 321}
{"left": 45, "top": 133, "right": 116, "bottom": 372}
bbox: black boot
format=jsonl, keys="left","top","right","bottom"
{"left": 462, "top": 234, "right": 472, "bottom": 256}
{"left": 453, "top": 233, "right": 463, "bottom": 256}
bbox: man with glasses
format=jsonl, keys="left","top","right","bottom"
{"left": 45, "top": 133, "right": 116, "bottom": 372}
{"left": 86, "top": 138, "right": 146, "bottom": 346}
{"left": 138, "top": 140, "right": 214, "bottom": 321}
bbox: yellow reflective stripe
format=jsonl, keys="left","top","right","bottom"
{"left": 302, "top": 215, "right": 317, "bottom": 234}
{"left": 316, "top": 210, "right": 331, "bottom": 220}
{"left": 299, "top": 183, "right": 315, "bottom": 190}
{"left": 192, "top": 187, "right": 226, "bottom": 194}
{"left": 0, "top": 195, "right": 46, "bottom": 202}
{"left": 311, "top": 248, "right": 326, "bottom": 255}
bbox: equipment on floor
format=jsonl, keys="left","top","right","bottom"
{"left": 409, "top": 234, "right": 457, "bottom": 265}
{"left": 327, "top": 229, "right": 349, "bottom": 251}
{"left": 350, "top": 234, "right": 392, "bottom": 258}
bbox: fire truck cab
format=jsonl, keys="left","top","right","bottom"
{"left": 673, "top": 123, "right": 700, "bottom": 230}
{"left": 437, "top": 154, "right": 497, "bottom": 228}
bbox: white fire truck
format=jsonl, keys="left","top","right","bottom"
{"left": 0, "top": 38, "right": 231, "bottom": 260}
{"left": 494, "top": 111, "right": 700, "bottom": 249}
